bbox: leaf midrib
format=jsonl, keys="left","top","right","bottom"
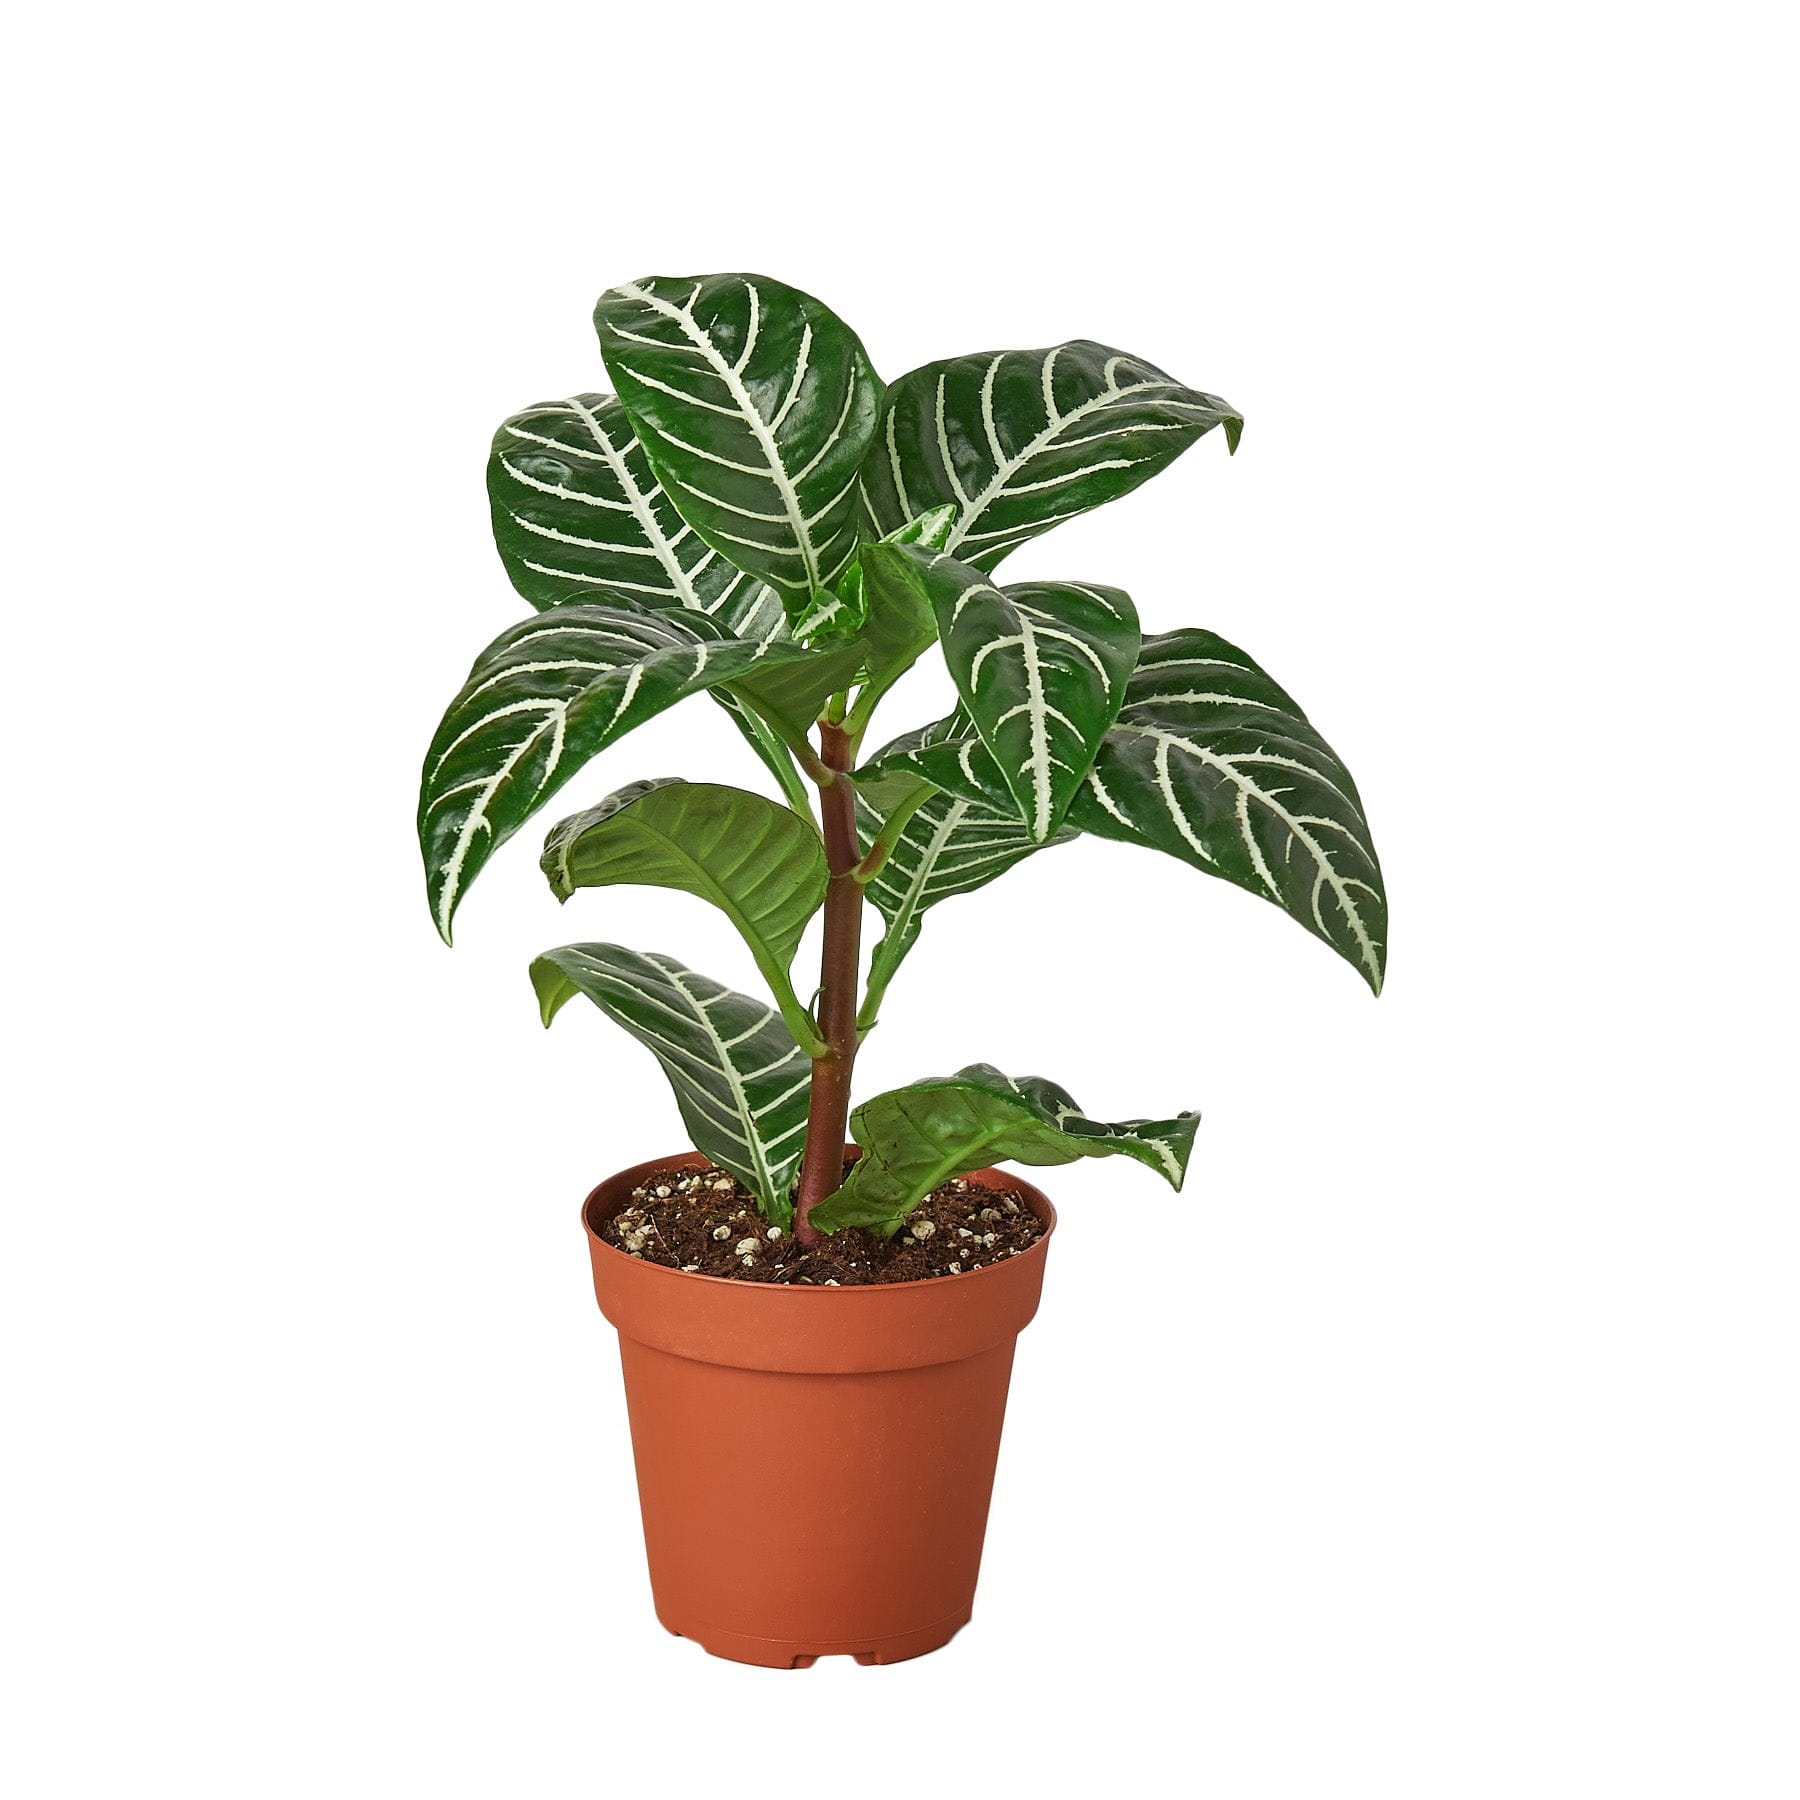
{"left": 1113, "top": 722, "right": 1383, "bottom": 987}
{"left": 617, "top": 281, "right": 824, "bottom": 594}
{"left": 943, "top": 354, "right": 1183, "bottom": 556}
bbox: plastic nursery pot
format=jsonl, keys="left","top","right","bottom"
{"left": 582, "top": 1149, "right": 1057, "bottom": 1669}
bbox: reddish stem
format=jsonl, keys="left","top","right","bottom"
{"left": 791, "top": 720, "right": 863, "bottom": 1244}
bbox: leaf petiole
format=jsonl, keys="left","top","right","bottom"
{"left": 728, "top": 687, "right": 839, "bottom": 788}
{"left": 852, "top": 785, "right": 932, "bottom": 885}
{"left": 734, "top": 705, "right": 816, "bottom": 822}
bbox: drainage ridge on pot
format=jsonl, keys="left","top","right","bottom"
{"left": 583, "top": 1149, "right": 1057, "bottom": 1668}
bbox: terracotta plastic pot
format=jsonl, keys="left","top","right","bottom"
{"left": 582, "top": 1149, "right": 1057, "bottom": 1668}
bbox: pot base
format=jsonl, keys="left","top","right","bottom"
{"left": 661, "top": 1612, "right": 969, "bottom": 1669}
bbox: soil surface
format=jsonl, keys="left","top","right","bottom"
{"left": 599, "top": 1163, "right": 1046, "bottom": 1285}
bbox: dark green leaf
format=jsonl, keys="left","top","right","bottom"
{"left": 857, "top": 719, "right": 1007, "bottom": 810}
{"left": 855, "top": 773, "right": 1073, "bottom": 1027}
{"left": 860, "top": 341, "right": 1240, "bottom": 572}
{"left": 485, "top": 387, "right": 810, "bottom": 797}
{"left": 919, "top": 554, "right": 1140, "bottom": 839}
{"left": 596, "top": 274, "right": 883, "bottom": 610}
{"left": 487, "top": 392, "right": 777, "bottom": 623}
{"left": 1070, "top": 629, "right": 1387, "bottom": 992}
{"left": 857, "top": 628, "right": 1387, "bottom": 992}
{"left": 531, "top": 944, "right": 810, "bottom": 1223}
{"left": 418, "top": 606, "right": 794, "bottom": 942}
{"left": 810, "top": 1064, "right": 1198, "bottom": 1235}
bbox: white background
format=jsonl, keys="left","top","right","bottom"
{"left": 5, "top": 2, "right": 1795, "bottom": 1794}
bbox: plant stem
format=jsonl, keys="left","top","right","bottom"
{"left": 791, "top": 717, "right": 864, "bottom": 1244}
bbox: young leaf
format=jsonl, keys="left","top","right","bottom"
{"left": 1070, "top": 629, "right": 1387, "bottom": 994}
{"left": 487, "top": 392, "right": 774, "bottom": 619}
{"left": 790, "top": 584, "right": 867, "bottom": 649}
{"left": 596, "top": 274, "right": 883, "bottom": 610}
{"left": 921, "top": 554, "right": 1141, "bottom": 840}
{"left": 884, "top": 503, "right": 958, "bottom": 549}
{"left": 418, "top": 606, "right": 799, "bottom": 943}
{"left": 541, "top": 779, "right": 828, "bottom": 1050}
{"left": 859, "top": 341, "right": 1241, "bottom": 572}
{"left": 810, "top": 1065, "right": 1199, "bottom": 1236}
{"left": 792, "top": 503, "right": 958, "bottom": 651}
{"left": 530, "top": 944, "right": 810, "bottom": 1225}
{"left": 848, "top": 532, "right": 946, "bottom": 690}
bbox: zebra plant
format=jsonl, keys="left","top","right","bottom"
{"left": 420, "top": 273, "right": 1386, "bottom": 1244}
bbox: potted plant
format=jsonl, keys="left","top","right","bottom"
{"left": 418, "top": 272, "right": 1386, "bottom": 1667}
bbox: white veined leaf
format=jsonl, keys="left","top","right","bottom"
{"left": 485, "top": 388, "right": 801, "bottom": 787}
{"left": 856, "top": 789, "right": 1074, "bottom": 1018}
{"left": 792, "top": 502, "right": 960, "bottom": 648}
{"left": 1070, "top": 629, "right": 1387, "bottom": 992}
{"left": 860, "top": 340, "right": 1240, "bottom": 572}
{"left": 856, "top": 709, "right": 1012, "bottom": 811}
{"left": 487, "top": 392, "right": 772, "bottom": 620}
{"left": 915, "top": 551, "right": 1140, "bottom": 840}
{"left": 858, "top": 630, "right": 1387, "bottom": 993}
{"left": 810, "top": 1063, "right": 1199, "bottom": 1236}
{"left": 418, "top": 606, "right": 805, "bottom": 943}
{"left": 596, "top": 274, "right": 883, "bottom": 610}
{"left": 854, "top": 710, "right": 1074, "bottom": 1025}
{"left": 531, "top": 944, "right": 811, "bottom": 1224}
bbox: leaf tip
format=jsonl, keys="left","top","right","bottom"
{"left": 1223, "top": 414, "right": 1245, "bottom": 454}
{"left": 527, "top": 956, "right": 570, "bottom": 1027}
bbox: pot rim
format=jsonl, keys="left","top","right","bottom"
{"left": 581, "top": 1146, "right": 1057, "bottom": 1297}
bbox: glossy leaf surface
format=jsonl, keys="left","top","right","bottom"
{"left": 844, "top": 523, "right": 958, "bottom": 691}
{"left": 856, "top": 789, "right": 1072, "bottom": 1020}
{"left": 485, "top": 388, "right": 803, "bottom": 792}
{"left": 857, "top": 718, "right": 1008, "bottom": 811}
{"left": 1071, "top": 629, "right": 1387, "bottom": 991}
{"left": 487, "top": 392, "right": 773, "bottom": 619}
{"left": 793, "top": 502, "right": 959, "bottom": 650}
{"left": 531, "top": 943, "right": 809, "bottom": 1223}
{"left": 811, "top": 1064, "right": 1198, "bottom": 1235}
{"left": 857, "top": 628, "right": 1387, "bottom": 991}
{"left": 853, "top": 703, "right": 984, "bottom": 810}
{"left": 920, "top": 552, "right": 1140, "bottom": 839}
{"left": 596, "top": 274, "right": 882, "bottom": 608}
{"left": 860, "top": 341, "right": 1240, "bottom": 571}
{"left": 419, "top": 606, "right": 787, "bottom": 942}
{"left": 542, "top": 779, "right": 827, "bottom": 1046}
